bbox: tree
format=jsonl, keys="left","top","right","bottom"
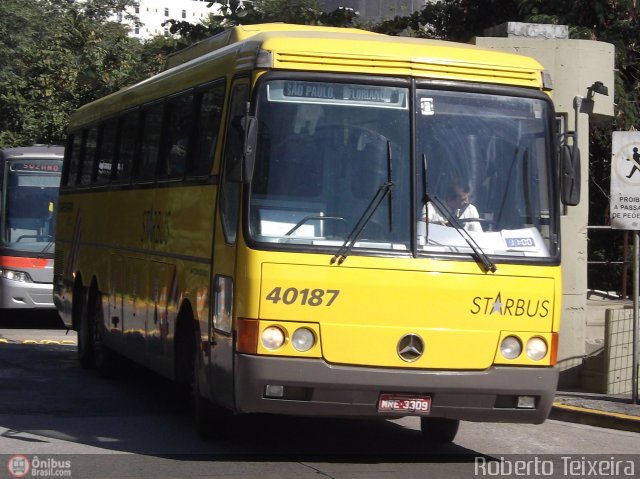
{"left": 374, "top": 0, "right": 520, "bottom": 38}
{"left": 0, "top": 0, "right": 148, "bottom": 147}
{"left": 165, "top": 0, "right": 359, "bottom": 43}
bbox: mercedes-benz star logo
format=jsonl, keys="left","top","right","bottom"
{"left": 397, "top": 334, "right": 424, "bottom": 362}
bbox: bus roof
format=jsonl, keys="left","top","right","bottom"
{"left": 165, "top": 23, "right": 376, "bottom": 69}
{"left": 70, "top": 24, "right": 546, "bottom": 128}
{"left": 0, "top": 145, "right": 64, "bottom": 160}
{"left": 166, "top": 23, "right": 543, "bottom": 81}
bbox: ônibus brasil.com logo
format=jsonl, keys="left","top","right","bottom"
{"left": 7, "top": 455, "right": 72, "bottom": 478}
{"left": 7, "top": 455, "right": 30, "bottom": 478}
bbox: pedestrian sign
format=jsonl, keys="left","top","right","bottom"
{"left": 611, "top": 131, "right": 640, "bottom": 230}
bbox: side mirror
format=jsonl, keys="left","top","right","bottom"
{"left": 227, "top": 115, "right": 257, "bottom": 184}
{"left": 242, "top": 116, "right": 257, "bottom": 184}
{"left": 560, "top": 143, "right": 581, "bottom": 206}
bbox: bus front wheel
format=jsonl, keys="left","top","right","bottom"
{"left": 420, "top": 417, "right": 460, "bottom": 443}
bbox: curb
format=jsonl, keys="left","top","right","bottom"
{"left": 0, "top": 338, "right": 76, "bottom": 346}
{"left": 550, "top": 402, "right": 640, "bottom": 433}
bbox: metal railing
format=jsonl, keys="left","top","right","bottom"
{"left": 587, "top": 225, "right": 629, "bottom": 298}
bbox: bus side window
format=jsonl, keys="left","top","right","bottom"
{"left": 135, "top": 101, "right": 164, "bottom": 182}
{"left": 115, "top": 109, "right": 139, "bottom": 182}
{"left": 190, "top": 82, "right": 225, "bottom": 176}
{"left": 65, "top": 133, "right": 84, "bottom": 186}
{"left": 219, "top": 83, "right": 248, "bottom": 244}
{"left": 96, "top": 118, "right": 118, "bottom": 184}
{"left": 161, "top": 92, "right": 193, "bottom": 179}
{"left": 79, "top": 127, "right": 99, "bottom": 185}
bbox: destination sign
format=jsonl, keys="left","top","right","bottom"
{"left": 10, "top": 161, "right": 62, "bottom": 173}
{"left": 268, "top": 80, "right": 407, "bottom": 109}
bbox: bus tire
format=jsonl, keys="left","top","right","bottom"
{"left": 420, "top": 417, "right": 460, "bottom": 443}
{"left": 90, "top": 289, "right": 115, "bottom": 377}
{"left": 77, "top": 286, "right": 95, "bottom": 369}
{"left": 190, "top": 341, "right": 224, "bottom": 439}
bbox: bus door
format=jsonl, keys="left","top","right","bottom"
{"left": 206, "top": 80, "right": 249, "bottom": 409}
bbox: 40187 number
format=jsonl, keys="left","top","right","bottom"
{"left": 265, "top": 287, "right": 340, "bottom": 307}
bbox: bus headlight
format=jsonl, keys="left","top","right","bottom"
{"left": 0, "top": 268, "right": 33, "bottom": 282}
{"left": 500, "top": 336, "right": 522, "bottom": 360}
{"left": 261, "top": 326, "right": 285, "bottom": 350}
{"left": 526, "top": 337, "right": 548, "bottom": 361}
{"left": 292, "top": 328, "right": 315, "bottom": 352}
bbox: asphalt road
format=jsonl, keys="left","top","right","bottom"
{"left": 1, "top": 311, "right": 639, "bottom": 478}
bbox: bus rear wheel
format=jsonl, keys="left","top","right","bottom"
{"left": 77, "top": 287, "right": 95, "bottom": 368}
{"left": 89, "top": 289, "right": 115, "bottom": 377}
{"left": 420, "top": 417, "right": 460, "bottom": 443}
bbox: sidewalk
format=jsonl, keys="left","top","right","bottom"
{"left": 551, "top": 391, "right": 640, "bottom": 433}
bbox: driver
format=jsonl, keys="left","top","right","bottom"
{"left": 423, "top": 178, "right": 482, "bottom": 232}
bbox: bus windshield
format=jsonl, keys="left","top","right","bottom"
{"left": 249, "top": 79, "right": 411, "bottom": 252}
{"left": 2, "top": 160, "right": 62, "bottom": 253}
{"left": 416, "top": 89, "right": 557, "bottom": 259}
{"left": 248, "top": 79, "right": 557, "bottom": 260}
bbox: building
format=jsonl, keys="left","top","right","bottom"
{"left": 119, "top": 0, "right": 215, "bottom": 39}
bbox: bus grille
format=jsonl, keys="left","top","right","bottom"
{"left": 274, "top": 52, "right": 540, "bottom": 88}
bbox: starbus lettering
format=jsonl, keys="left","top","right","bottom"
{"left": 470, "top": 292, "right": 550, "bottom": 318}
{"left": 142, "top": 210, "right": 170, "bottom": 245}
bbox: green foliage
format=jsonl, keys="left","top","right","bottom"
{"left": 165, "top": 1, "right": 359, "bottom": 43}
{"left": 0, "top": 0, "right": 149, "bottom": 148}
{"left": 374, "top": 0, "right": 520, "bottom": 40}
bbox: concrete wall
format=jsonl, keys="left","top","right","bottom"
{"left": 473, "top": 28, "right": 615, "bottom": 385}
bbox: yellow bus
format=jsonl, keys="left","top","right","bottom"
{"left": 54, "top": 23, "right": 580, "bottom": 442}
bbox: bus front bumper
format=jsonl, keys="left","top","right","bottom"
{"left": 0, "top": 278, "right": 54, "bottom": 309}
{"left": 235, "top": 354, "right": 558, "bottom": 423}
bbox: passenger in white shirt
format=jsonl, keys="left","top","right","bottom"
{"left": 422, "top": 180, "right": 482, "bottom": 232}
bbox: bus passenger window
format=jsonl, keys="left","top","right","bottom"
{"left": 79, "top": 127, "right": 98, "bottom": 185}
{"left": 65, "top": 133, "right": 83, "bottom": 186}
{"left": 190, "top": 83, "right": 225, "bottom": 176}
{"left": 115, "top": 110, "right": 138, "bottom": 182}
{"left": 96, "top": 119, "right": 118, "bottom": 184}
{"left": 136, "top": 102, "right": 164, "bottom": 181}
{"left": 162, "top": 92, "right": 193, "bottom": 179}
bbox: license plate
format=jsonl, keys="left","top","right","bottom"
{"left": 377, "top": 394, "right": 431, "bottom": 414}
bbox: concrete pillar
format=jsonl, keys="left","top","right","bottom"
{"left": 473, "top": 23, "right": 615, "bottom": 386}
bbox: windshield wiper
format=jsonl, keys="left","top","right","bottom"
{"left": 331, "top": 141, "right": 394, "bottom": 265}
{"left": 421, "top": 153, "right": 496, "bottom": 273}
{"left": 39, "top": 240, "right": 54, "bottom": 257}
